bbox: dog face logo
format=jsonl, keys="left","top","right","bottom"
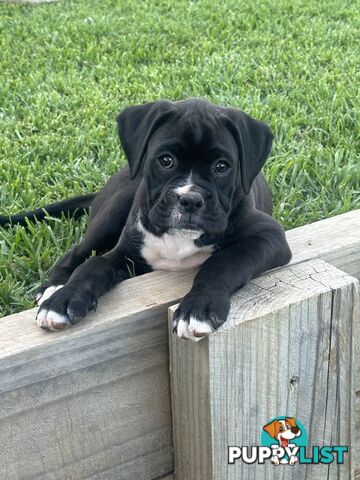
{"left": 263, "top": 417, "right": 301, "bottom": 448}
{"left": 262, "top": 416, "right": 306, "bottom": 465}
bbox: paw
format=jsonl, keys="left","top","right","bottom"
{"left": 172, "top": 291, "right": 230, "bottom": 342}
{"left": 36, "top": 308, "right": 71, "bottom": 331}
{"left": 36, "top": 285, "right": 97, "bottom": 331}
{"left": 175, "top": 314, "right": 214, "bottom": 342}
{"left": 271, "top": 457, "right": 280, "bottom": 465}
{"left": 289, "top": 456, "right": 298, "bottom": 465}
{"left": 36, "top": 285, "right": 64, "bottom": 306}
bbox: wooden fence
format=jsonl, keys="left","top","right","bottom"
{"left": 0, "top": 209, "right": 359, "bottom": 480}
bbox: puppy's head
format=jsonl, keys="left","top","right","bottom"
{"left": 263, "top": 418, "right": 301, "bottom": 447}
{"left": 117, "top": 98, "right": 273, "bottom": 237}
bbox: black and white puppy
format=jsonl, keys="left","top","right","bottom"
{"left": 1, "top": 99, "right": 292, "bottom": 340}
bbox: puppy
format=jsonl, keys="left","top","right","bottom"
{"left": 0, "top": 99, "right": 291, "bottom": 339}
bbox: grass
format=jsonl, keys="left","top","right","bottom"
{"left": 0, "top": 0, "right": 359, "bottom": 317}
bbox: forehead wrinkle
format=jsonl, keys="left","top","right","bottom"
{"left": 148, "top": 139, "right": 184, "bottom": 156}
{"left": 149, "top": 109, "right": 236, "bottom": 161}
{"left": 180, "top": 110, "right": 211, "bottom": 148}
{"left": 208, "top": 145, "right": 234, "bottom": 158}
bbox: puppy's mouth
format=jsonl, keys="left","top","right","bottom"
{"left": 168, "top": 210, "right": 204, "bottom": 236}
{"left": 279, "top": 436, "right": 289, "bottom": 448}
{"left": 148, "top": 203, "right": 225, "bottom": 237}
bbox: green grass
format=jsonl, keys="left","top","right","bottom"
{"left": 0, "top": 0, "right": 359, "bottom": 317}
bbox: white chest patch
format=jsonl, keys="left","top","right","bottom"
{"left": 138, "top": 223, "right": 214, "bottom": 271}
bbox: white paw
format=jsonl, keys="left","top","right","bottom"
{"left": 175, "top": 315, "right": 213, "bottom": 342}
{"left": 36, "top": 308, "right": 70, "bottom": 331}
{"left": 36, "top": 285, "right": 64, "bottom": 306}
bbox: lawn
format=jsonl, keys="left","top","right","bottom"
{"left": 0, "top": 0, "right": 359, "bottom": 317}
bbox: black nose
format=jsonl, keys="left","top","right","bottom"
{"left": 291, "top": 427, "right": 299, "bottom": 434}
{"left": 178, "top": 192, "right": 204, "bottom": 213}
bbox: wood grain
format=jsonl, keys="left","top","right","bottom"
{"left": 169, "top": 259, "right": 358, "bottom": 480}
{"left": 0, "top": 302, "right": 177, "bottom": 479}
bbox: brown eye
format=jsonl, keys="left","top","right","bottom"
{"left": 215, "top": 159, "right": 230, "bottom": 174}
{"left": 159, "top": 155, "right": 174, "bottom": 169}
{"left": 279, "top": 426, "right": 284, "bottom": 432}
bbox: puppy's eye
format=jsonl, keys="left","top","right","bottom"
{"left": 214, "top": 159, "right": 230, "bottom": 175}
{"left": 279, "top": 426, "right": 284, "bottom": 432}
{"left": 159, "top": 155, "right": 174, "bottom": 169}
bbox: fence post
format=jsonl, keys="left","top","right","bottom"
{"left": 169, "top": 259, "right": 358, "bottom": 480}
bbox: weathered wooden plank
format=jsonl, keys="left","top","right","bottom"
{"left": 0, "top": 269, "right": 196, "bottom": 361}
{"left": 287, "top": 209, "right": 360, "bottom": 279}
{"left": 0, "top": 302, "right": 177, "bottom": 478}
{"left": 169, "top": 259, "right": 358, "bottom": 480}
{"left": 290, "top": 209, "right": 360, "bottom": 464}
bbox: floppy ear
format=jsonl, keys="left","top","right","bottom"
{"left": 225, "top": 108, "right": 274, "bottom": 194}
{"left": 116, "top": 100, "right": 174, "bottom": 179}
{"left": 263, "top": 420, "right": 279, "bottom": 439}
{"left": 285, "top": 417, "right": 297, "bottom": 428}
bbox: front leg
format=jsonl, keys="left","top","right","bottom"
{"left": 36, "top": 250, "right": 129, "bottom": 331}
{"left": 173, "top": 220, "right": 291, "bottom": 341}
